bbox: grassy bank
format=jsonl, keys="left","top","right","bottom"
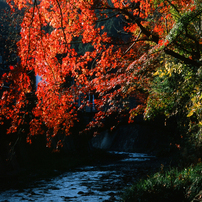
{"left": 122, "top": 161, "right": 202, "bottom": 202}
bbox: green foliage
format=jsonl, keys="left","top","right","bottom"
{"left": 167, "top": 7, "right": 202, "bottom": 42}
{"left": 145, "top": 59, "right": 193, "bottom": 119}
{"left": 145, "top": 51, "right": 202, "bottom": 142}
{"left": 122, "top": 163, "right": 202, "bottom": 202}
{"left": 145, "top": 3, "right": 202, "bottom": 132}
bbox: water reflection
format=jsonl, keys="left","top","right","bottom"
{"left": 0, "top": 152, "right": 154, "bottom": 202}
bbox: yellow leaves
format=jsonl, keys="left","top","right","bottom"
{"left": 165, "top": 62, "right": 183, "bottom": 76}
{"left": 187, "top": 109, "right": 195, "bottom": 117}
{"left": 153, "top": 69, "right": 166, "bottom": 77}
{"left": 187, "top": 89, "right": 202, "bottom": 118}
{"left": 153, "top": 61, "right": 183, "bottom": 77}
{"left": 198, "top": 121, "right": 202, "bottom": 127}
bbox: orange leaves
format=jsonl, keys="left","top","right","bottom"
{"left": 1, "top": 73, "right": 7, "bottom": 78}
{"left": 9, "top": 65, "right": 14, "bottom": 70}
{"left": 128, "top": 105, "right": 145, "bottom": 123}
{"left": 2, "top": 0, "right": 198, "bottom": 150}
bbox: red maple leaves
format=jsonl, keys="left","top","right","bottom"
{"left": 1, "top": 0, "right": 198, "bottom": 146}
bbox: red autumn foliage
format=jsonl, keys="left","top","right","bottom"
{"left": 1, "top": 0, "right": 200, "bottom": 147}
{"left": 9, "top": 65, "right": 14, "bottom": 70}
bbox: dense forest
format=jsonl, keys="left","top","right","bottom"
{"left": 0, "top": 0, "right": 202, "bottom": 201}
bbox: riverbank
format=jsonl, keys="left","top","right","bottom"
{"left": 0, "top": 149, "right": 129, "bottom": 192}
{"left": 121, "top": 158, "right": 202, "bottom": 202}
{"left": 90, "top": 122, "right": 202, "bottom": 201}
{"left": 0, "top": 150, "right": 173, "bottom": 202}
{"left": 1, "top": 144, "right": 201, "bottom": 202}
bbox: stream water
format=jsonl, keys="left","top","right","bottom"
{"left": 0, "top": 152, "right": 155, "bottom": 202}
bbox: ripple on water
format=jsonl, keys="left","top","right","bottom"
{"left": 0, "top": 152, "right": 154, "bottom": 202}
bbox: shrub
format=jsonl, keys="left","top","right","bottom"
{"left": 122, "top": 163, "right": 202, "bottom": 202}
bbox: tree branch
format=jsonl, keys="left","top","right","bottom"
{"left": 164, "top": 48, "right": 202, "bottom": 67}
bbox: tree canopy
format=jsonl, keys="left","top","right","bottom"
{"left": 1, "top": 0, "right": 201, "bottom": 148}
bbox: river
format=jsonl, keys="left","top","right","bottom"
{"left": 0, "top": 152, "right": 156, "bottom": 202}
